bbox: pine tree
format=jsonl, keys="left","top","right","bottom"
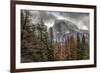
{"left": 64, "top": 35, "right": 71, "bottom": 60}
{"left": 21, "top": 10, "right": 34, "bottom": 62}
{"left": 81, "top": 34, "right": 89, "bottom": 59}
{"left": 76, "top": 33, "right": 82, "bottom": 60}
{"left": 47, "top": 27, "right": 54, "bottom": 61}
{"left": 69, "top": 34, "right": 77, "bottom": 60}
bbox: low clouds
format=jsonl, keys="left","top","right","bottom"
{"left": 28, "top": 10, "right": 90, "bottom": 30}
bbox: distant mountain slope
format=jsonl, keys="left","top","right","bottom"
{"left": 48, "top": 19, "right": 89, "bottom": 43}
{"left": 53, "top": 19, "right": 79, "bottom": 33}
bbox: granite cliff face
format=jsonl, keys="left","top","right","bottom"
{"left": 48, "top": 19, "right": 89, "bottom": 44}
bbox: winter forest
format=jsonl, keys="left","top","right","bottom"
{"left": 21, "top": 10, "right": 90, "bottom": 63}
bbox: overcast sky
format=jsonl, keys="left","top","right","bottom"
{"left": 27, "top": 10, "right": 90, "bottom": 30}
